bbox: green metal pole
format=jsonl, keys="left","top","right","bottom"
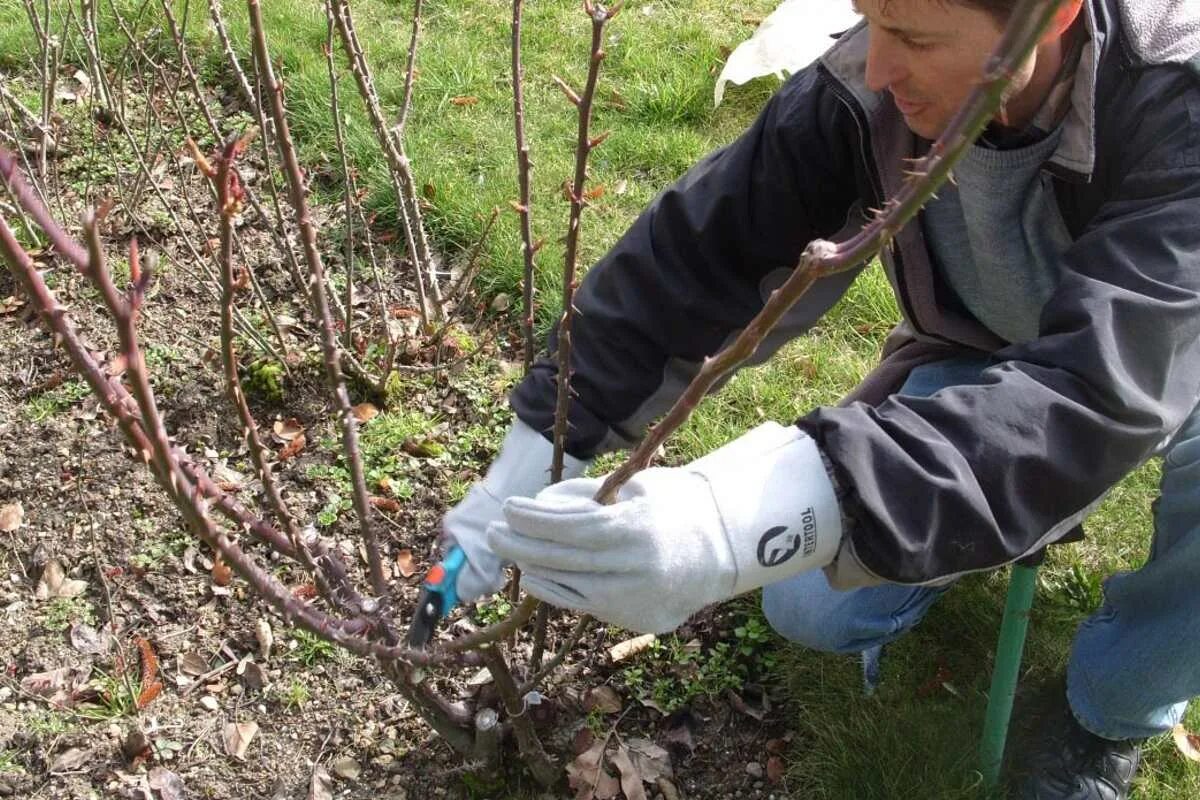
{"left": 979, "top": 563, "right": 1039, "bottom": 791}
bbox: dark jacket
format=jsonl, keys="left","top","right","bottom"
{"left": 511, "top": 0, "right": 1200, "bottom": 586}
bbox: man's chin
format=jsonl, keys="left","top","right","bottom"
{"left": 901, "top": 115, "right": 944, "bottom": 141}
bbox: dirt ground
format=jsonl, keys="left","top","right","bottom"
{"left": 0, "top": 97, "right": 796, "bottom": 800}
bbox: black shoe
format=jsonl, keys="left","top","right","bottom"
{"left": 1012, "top": 699, "right": 1141, "bottom": 800}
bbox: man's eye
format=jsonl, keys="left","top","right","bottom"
{"left": 901, "top": 37, "right": 934, "bottom": 51}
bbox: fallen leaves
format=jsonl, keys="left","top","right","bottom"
{"left": 611, "top": 745, "right": 648, "bottom": 800}
{"left": 351, "top": 402, "right": 378, "bottom": 423}
{"left": 395, "top": 548, "right": 417, "bottom": 578}
{"left": 582, "top": 685, "right": 623, "bottom": 715}
{"left": 1174, "top": 723, "right": 1200, "bottom": 762}
{"left": 211, "top": 552, "right": 232, "bottom": 587}
{"left": 450, "top": 95, "right": 479, "bottom": 106}
{"left": 272, "top": 418, "right": 304, "bottom": 441}
{"left": 223, "top": 720, "right": 259, "bottom": 760}
{"left": 308, "top": 765, "right": 334, "bottom": 800}
{"left": 368, "top": 495, "right": 401, "bottom": 513}
{"left": 21, "top": 665, "right": 90, "bottom": 708}
{"left": 567, "top": 739, "right": 621, "bottom": 800}
{"left": 277, "top": 432, "right": 307, "bottom": 461}
{"left": 35, "top": 558, "right": 88, "bottom": 599}
{"left": 0, "top": 502, "right": 22, "bottom": 532}
{"left": 567, "top": 736, "right": 673, "bottom": 800}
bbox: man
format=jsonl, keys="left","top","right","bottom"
{"left": 439, "top": 0, "right": 1200, "bottom": 797}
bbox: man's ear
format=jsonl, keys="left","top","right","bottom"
{"left": 1044, "top": 0, "right": 1084, "bottom": 41}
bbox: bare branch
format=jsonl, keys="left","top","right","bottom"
{"left": 247, "top": 0, "right": 389, "bottom": 599}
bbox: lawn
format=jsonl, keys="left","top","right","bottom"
{"left": 1, "top": 0, "right": 1196, "bottom": 797}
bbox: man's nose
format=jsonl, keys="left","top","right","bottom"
{"left": 864, "top": 31, "right": 906, "bottom": 93}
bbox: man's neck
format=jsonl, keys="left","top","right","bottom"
{"left": 996, "top": 17, "right": 1082, "bottom": 131}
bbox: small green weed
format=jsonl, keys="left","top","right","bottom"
{"left": 0, "top": 749, "right": 22, "bottom": 775}
{"left": 23, "top": 380, "right": 91, "bottom": 422}
{"left": 130, "top": 529, "right": 189, "bottom": 570}
{"left": 41, "top": 597, "right": 96, "bottom": 632}
{"left": 473, "top": 597, "right": 512, "bottom": 626}
{"left": 279, "top": 678, "right": 311, "bottom": 710}
{"left": 77, "top": 670, "right": 140, "bottom": 721}
{"left": 27, "top": 709, "right": 72, "bottom": 737}
{"left": 288, "top": 630, "right": 337, "bottom": 666}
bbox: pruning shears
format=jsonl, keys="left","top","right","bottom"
{"left": 406, "top": 545, "right": 467, "bottom": 648}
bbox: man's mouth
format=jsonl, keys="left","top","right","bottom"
{"left": 893, "top": 94, "right": 927, "bottom": 116}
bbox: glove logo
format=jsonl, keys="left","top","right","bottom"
{"left": 756, "top": 507, "right": 818, "bottom": 568}
{"left": 757, "top": 525, "right": 801, "bottom": 568}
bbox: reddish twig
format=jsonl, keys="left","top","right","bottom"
{"left": 247, "top": 0, "right": 388, "bottom": 599}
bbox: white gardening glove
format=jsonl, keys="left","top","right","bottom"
{"left": 488, "top": 422, "right": 843, "bottom": 634}
{"left": 442, "top": 418, "right": 589, "bottom": 605}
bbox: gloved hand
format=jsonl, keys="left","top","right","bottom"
{"left": 442, "top": 418, "right": 589, "bottom": 606}
{"left": 488, "top": 422, "right": 843, "bottom": 633}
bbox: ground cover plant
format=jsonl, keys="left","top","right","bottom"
{"left": 1, "top": 1, "right": 1198, "bottom": 799}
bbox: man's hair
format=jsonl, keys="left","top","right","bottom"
{"left": 958, "top": 0, "right": 1019, "bottom": 21}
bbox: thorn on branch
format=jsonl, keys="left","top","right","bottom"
{"left": 185, "top": 138, "right": 216, "bottom": 178}
{"left": 551, "top": 75, "right": 581, "bottom": 107}
{"left": 587, "top": 130, "right": 611, "bottom": 150}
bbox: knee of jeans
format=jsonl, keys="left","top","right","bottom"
{"left": 761, "top": 582, "right": 862, "bottom": 654}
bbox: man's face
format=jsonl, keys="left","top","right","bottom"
{"left": 854, "top": 0, "right": 1032, "bottom": 139}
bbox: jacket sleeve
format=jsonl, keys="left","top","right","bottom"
{"left": 511, "top": 66, "right": 864, "bottom": 458}
{"left": 801, "top": 72, "right": 1200, "bottom": 585}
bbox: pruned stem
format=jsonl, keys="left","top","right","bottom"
{"left": 247, "top": 0, "right": 388, "bottom": 599}
{"left": 480, "top": 646, "right": 558, "bottom": 786}
{"left": 512, "top": 0, "right": 537, "bottom": 374}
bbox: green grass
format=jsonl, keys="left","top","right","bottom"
{"left": 1, "top": 0, "right": 779, "bottom": 328}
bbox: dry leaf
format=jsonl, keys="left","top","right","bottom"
{"left": 179, "top": 652, "right": 209, "bottom": 676}
{"left": 308, "top": 765, "right": 333, "bottom": 800}
{"left": 272, "top": 418, "right": 304, "bottom": 442}
{"left": 50, "top": 746, "right": 91, "bottom": 773}
{"left": 69, "top": 622, "right": 113, "bottom": 656}
{"left": 608, "top": 634, "right": 656, "bottom": 663}
{"left": 582, "top": 685, "right": 623, "bottom": 715}
{"left": 148, "top": 767, "right": 186, "bottom": 800}
{"left": 625, "top": 738, "right": 673, "bottom": 782}
{"left": 36, "top": 558, "right": 88, "bottom": 600}
{"left": 1173, "top": 724, "right": 1200, "bottom": 762}
{"left": 22, "top": 665, "right": 89, "bottom": 707}
{"left": 351, "top": 402, "right": 379, "bottom": 423}
{"left": 0, "top": 502, "right": 23, "bottom": 532}
{"left": 278, "top": 432, "right": 307, "bottom": 461}
{"left": 396, "top": 549, "right": 417, "bottom": 578}
{"left": 611, "top": 745, "right": 649, "bottom": 800}
{"left": 583, "top": 184, "right": 607, "bottom": 201}
{"left": 106, "top": 353, "right": 128, "bottom": 377}
{"left": 256, "top": 619, "right": 274, "bottom": 661}
{"left": 211, "top": 553, "right": 232, "bottom": 587}
{"left": 368, "top": 495, "right": 401, "bottom": 513}
{"left": 292, "top": 583, "right": 318, "bottom": 600}
{"left": 766, "top": 755, "right": 786, "bottom": 784}
{"left": 0, "top": 295, "right": 26, "bottom": 315}
{"left": 450, "top": 95, "right": 479, "bottom": 106}
{"left": 223, "top": 720, "right": 259, "bottom": 760}
{"left": 566, "top": 740, "right": 621, "bottom": 800}
{"left": 332, "top": 756, "right": 361, "bottom": 780}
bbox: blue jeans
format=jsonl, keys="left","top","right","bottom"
{"left": 763, "top": 356, "right": 1200, "bottom": 740}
